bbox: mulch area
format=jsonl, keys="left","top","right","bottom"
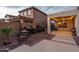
{"left": 0, "top": 38, "right": 21, "bottom": 52}
{"left": 0, "top": 32, "right": 55, "bottom": 52}
{"left": 25, "top": 32, "right": 55, "bottom": 46}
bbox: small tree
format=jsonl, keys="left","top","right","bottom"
{"left": 0, "top": 27, "right": 12, "bottom": 45}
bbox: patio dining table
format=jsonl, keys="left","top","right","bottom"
{"left": 16, "top": 30, "right": 30, "bottom": 43}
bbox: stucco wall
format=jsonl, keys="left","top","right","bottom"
{"left": 0, "top": 21, "right": 20, "bottom": 37}
{"left": 33, "top": 9, "right": 47, "bottom": 28}
{"left": 0, "top": 21, "right": 9, "bottom": 28}
{"left": 49, "top": 9, "right": 79, "bottom": 36}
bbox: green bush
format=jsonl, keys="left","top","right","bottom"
{"left": 0, "top": 27, "right": 12, "bottom": 44}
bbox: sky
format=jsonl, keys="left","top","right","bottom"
{"left": 0, "top": 6, "right": 77, "bottom": 18}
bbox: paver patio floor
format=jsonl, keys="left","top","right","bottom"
{"left": 51, "top": 31, "right": 76, "bottom": 45}
{"left": 10, "top": 31, "right": 79, "bottom": 52}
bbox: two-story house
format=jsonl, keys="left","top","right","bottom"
{"left": 18, "top": 6, "right": 47, "bottom": 29}
{"left": 5, "top": 14, "right": 16, "bottom": 22}
{"left": 2, "top": 6, "right": 47, "bottom": 34}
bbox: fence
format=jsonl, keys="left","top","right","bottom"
{"left": 0, "top": 21, "right": 20, "bottom": 37}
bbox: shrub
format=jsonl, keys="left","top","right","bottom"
{"left": 0, "top": 27, "right": 12, "bottom": 45}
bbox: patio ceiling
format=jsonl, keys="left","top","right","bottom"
{"left": 50, "top": 15, "right": 76, "bottom": 21}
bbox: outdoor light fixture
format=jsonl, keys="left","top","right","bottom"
{"left": 58, "top": 22, "right": 61, "bottom": 25}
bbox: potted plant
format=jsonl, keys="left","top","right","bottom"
{"left": 0, "top": 27, "right": 12, "bottom": 45}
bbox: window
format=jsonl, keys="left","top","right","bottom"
{"left": 27, "top": 10, "right": 31, "bottom": 15}
{"left": 24, "top": 11, "right": 27, "bottom": 16}
{"left": 21, "top": 12, "right": 24, "bottom": 16}
{"left": 57, "top": 20, "right": 67, "bottom": 28}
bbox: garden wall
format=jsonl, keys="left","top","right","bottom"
{"left": 0, "top": 21, "right": 20, "bottom": 37}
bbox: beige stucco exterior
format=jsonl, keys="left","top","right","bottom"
{"left": 48, "top": 9, "right": 79, "bottom": 36}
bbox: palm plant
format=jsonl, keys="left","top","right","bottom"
{"left": 0, "top": 27, "right": 12, "bottom": 45}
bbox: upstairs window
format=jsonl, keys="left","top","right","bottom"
{"left": 20, "top": 12, "right": 24, "bottom": 16}
{"left": 24, "top": 11, "right": 27, "bottom": 16}
{"left": 27, "top": 10, "right": 31, "bottom": 15}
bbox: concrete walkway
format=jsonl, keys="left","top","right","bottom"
{"left": 10, "top": 31, "right": 79, "bottom": 52}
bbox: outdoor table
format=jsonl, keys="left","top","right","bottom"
{"left": 16, "top": 29, "right": 30, "bottom": 43}
{"left": 19, "top": 30, "right": 29, "bottom": 39}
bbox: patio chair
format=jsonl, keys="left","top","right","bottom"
{"left": 16, "top": 29, "right": 30, "bottom": 44}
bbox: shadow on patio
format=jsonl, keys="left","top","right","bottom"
{"left": 25, "top": 32, "right": 55, "bottom": 46}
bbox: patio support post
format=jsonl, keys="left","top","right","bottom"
{"left": 47, "top": 17, "right": 51, "bottom": 33}
{"left": 16, "top": 20, "right": 21, "bottom": 43}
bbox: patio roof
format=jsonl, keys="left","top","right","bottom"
{"left": 7, "top": 15, "right": 34, "bottom": 22}
{"left": 50, "top": 15, "right": 76, "bottom": 21}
